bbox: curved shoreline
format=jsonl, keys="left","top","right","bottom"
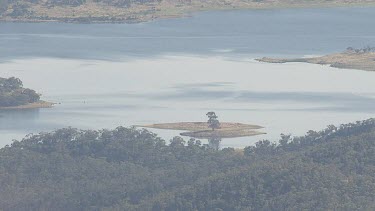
{"left": 0, "top": 101, "right": 55, "bottom": 110}
{"left": 1, "top": 2, "right": 375, "bottom": 24}
{"left": 180, "top": 130, "right": 266, "bottom": 138}
{"left": 141, "top": 122, "right": 263, "bottom": 130}
{"left": 140, "top": 122, "right": 265, "bottom": 138}
{"left": 257, "top": 51, "right": 375, "bottom": 72}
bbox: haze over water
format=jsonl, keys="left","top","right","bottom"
{"left": 1, "top": 7, "right": 375, "bottom": 147}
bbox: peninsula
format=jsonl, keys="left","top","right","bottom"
{"left": 1, "top": 0, "right": 375, "bottom": 23}
{"left": 0, "top": 77, "right": 53, "bottom": 110}
{"left": 257, "top": 47, "right": 375, "bottom": 72}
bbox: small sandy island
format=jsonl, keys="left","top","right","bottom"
{"left": 256, "top": 47, "right": 375, "bottom": 72}
{"left": 141, "top": 122, "right": 266, "bottom": 138}
{"left": 0, "top": 101, "right": 55, "bottom": 110}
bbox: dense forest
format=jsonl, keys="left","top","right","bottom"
{"left": 1, "top": 119, "right": 375, "bottom": 210}
{"left": 0, "top": 77, "right": 40, "bottom": 107}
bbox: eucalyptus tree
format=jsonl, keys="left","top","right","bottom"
{"left": 206, "top": 112, "right": 220, "bottom": 131}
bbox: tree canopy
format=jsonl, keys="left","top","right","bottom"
{"left": 1, "top": 119, "right": 375, "bottom": 210}
{"left": 0, "top": 77, "right": 40, "bottom": 107}
{"left": 206, "top": 111, "right": 220, "bottom": 131}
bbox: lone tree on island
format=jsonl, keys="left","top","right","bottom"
{"left": 206, "top": 111, "right": 220, "bottom": 131}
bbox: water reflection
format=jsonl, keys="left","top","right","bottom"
{"left": 0, "top": 109, "right": 40, "bottom": 129}
{"left": 208, "top": 136, "right": 222, "bottom": 151}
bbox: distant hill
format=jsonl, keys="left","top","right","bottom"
{"left": 1, "top": 119, "right": 375, "bottom": 210}
{"left": 1, "top": 0, "right": 375, "bottom": 23}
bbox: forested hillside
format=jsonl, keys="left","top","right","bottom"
{"left": 1, "top": 119, "right": 375, "bottom": 210}
{"left": 0, "top": 77, "right": 40, "bottom": 107}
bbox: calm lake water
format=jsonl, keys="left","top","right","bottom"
{"left": 1, "top": 7, "right": 375, "bottom": 147}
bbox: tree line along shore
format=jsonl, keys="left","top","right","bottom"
{"left": 0, "top": 77, "right": 53, "bottom": 109}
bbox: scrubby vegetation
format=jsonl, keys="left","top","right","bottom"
{"left": 1, "top": 0, "right": 375, "bottom": 23}
{"left": 258, "top": 46, "right": 375, "bottom": 71}
{"left": 0, "top": 0, "right": 9, "bottom": 13}
{"left": 346, "top": 46, "right": 375, "bottom": 53}
{"left": 1, "top": 119, "right": 375, "bottom": 210}
{"left": 0, "top": 77, "right": 40, "bottom": 107}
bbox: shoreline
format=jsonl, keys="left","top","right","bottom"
{"left": 141, "top": 122, "right": 263, "bottom": 130}
{"left": 256, "top": 50, "right": 375, "bottom": 72}
{"left": 0, "top": 101, "right": 55, "bottom": 110}
{"left": 1, "top": 2, "right": 375, "bottom": 24}
{"left": 180, "top": 130, "right": 266, "bottom": 138}
{"left": 140, "top": 122, "right": 265, "bottom": 138}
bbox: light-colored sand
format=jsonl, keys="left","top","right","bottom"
{"left": 0, "top": 101, "right": 55, "bottom": 110}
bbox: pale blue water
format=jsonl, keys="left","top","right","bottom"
{"left": 1, "top": 7, "right": 375, "bottom": 148}
{"left": 1, "top": 7, "right": 375, "bottom": 60}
